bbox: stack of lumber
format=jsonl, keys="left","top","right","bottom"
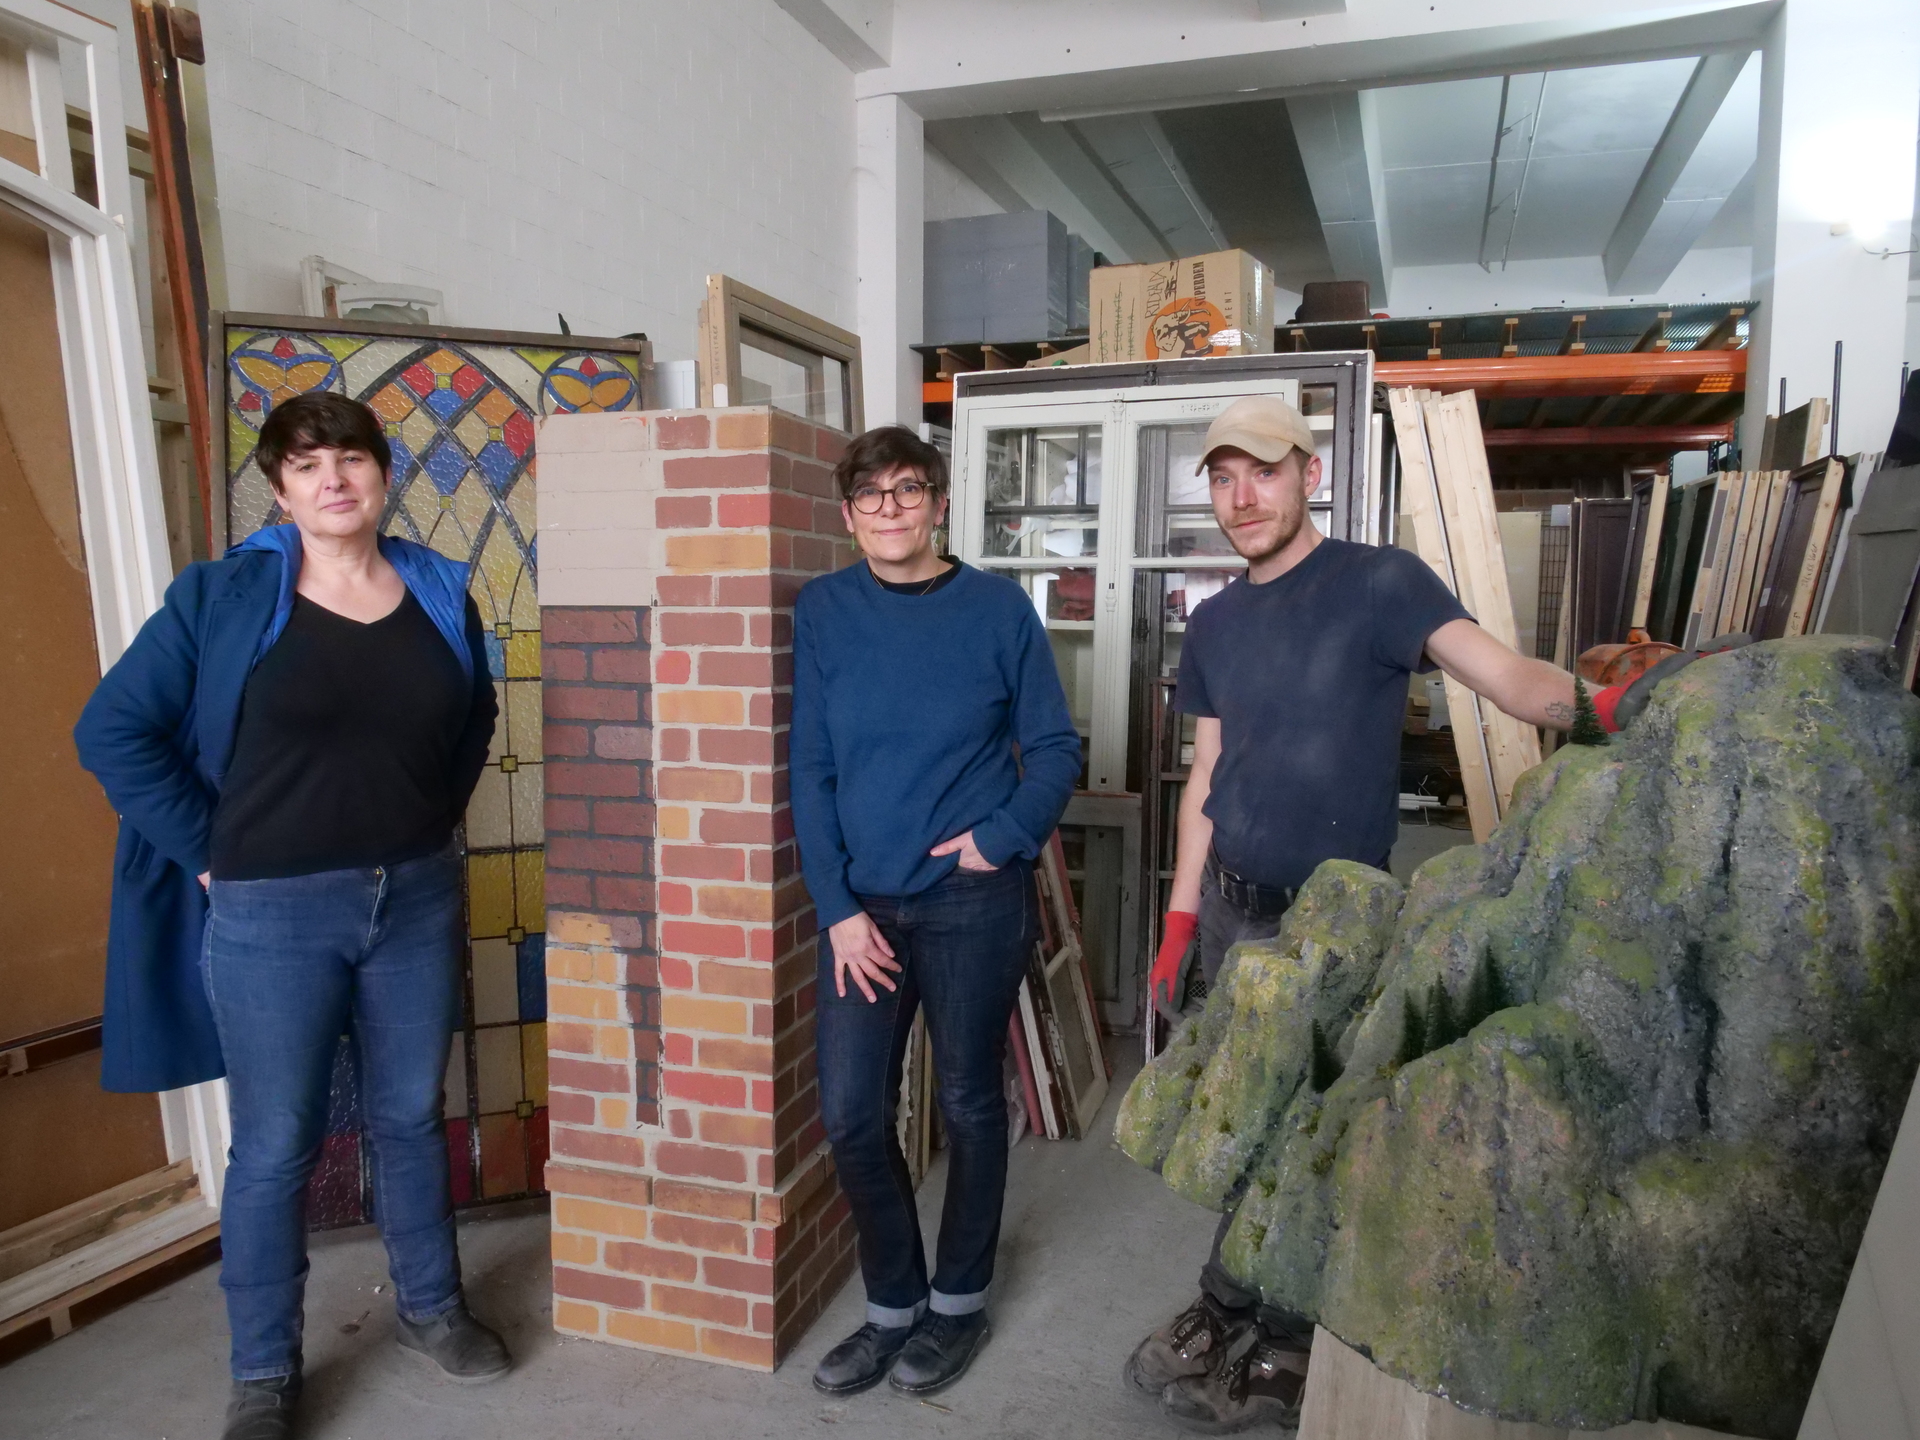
{"left": 1388, "top": 387, "right": 1542, "bottom": 843}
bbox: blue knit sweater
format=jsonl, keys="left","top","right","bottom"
{"left": 791, "top": 561, "right": 1082, "bottom": 928}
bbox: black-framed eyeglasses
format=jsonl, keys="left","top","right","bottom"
{"left": 849, "top": 479, "right": 938, "bottom": 514}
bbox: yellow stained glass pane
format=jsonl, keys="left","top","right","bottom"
{"left": 399, "top": 407, "right": 437, "bottom": 456}
{"left": 505, "top": 679, "right": 541, "bottom": 760}
{"left": 227, "top": 328, "right": 256, "bottom": 357}
{"left": 513, "top": 347, "right": 563, "bottom": 372}
{"left": 512, "top": 849, "right": 545, "bottom": 931}
{"left": 425, "top": 348, "right": 464, "bottom": 375}
{"left": 505, "top": 479, "right": 534, "bottom": 535}
{"left": 509, "top": 562, "right": 539, "bottom": 632}
{"left": 521, "top": 1023, "right": 548, "bottom": 1105}
{"left": 471, "top": 937, "right": 518, "bottom": 1026}
{"left": 467, "top": 852, "right": 514, "bottom": 937}
{"left": 486, "top": 682, "right": 509, "bottom": 763}
{"left": 227, "top": 410, "right": 259, "bottom": 457}
{"left": 466, "top": 765, "right": 512, "bottom": 849}
{"left": 454, "top": 407, "right": 491, "bottom": 456}
{"left": 473, "top": 1024, "right": 524, "bottom": 1114}
{"left": 478, "top": 1113, "right": 527, "bottom": 1199}
{"left": 443, "top": 1031, "right": 468, "bottom": 1120}
{"left": 368, "top": 382, "right": 416, "bottom": 424}
{"left": 401, "top": 482, "right": 449, "bottom": 543}
{"left": 317, "top": 334, "right": 373, "bottom": 362}
{"left": 479, "top": 524, "right": 522, "bottom": 603}
{"left": 508, "top": 763, "right": 544, "bottom": 848}
{"left": 504, "top": 630, "right": 540, "bottom": 679}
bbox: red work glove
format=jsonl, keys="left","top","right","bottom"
{"left": 1151, "top": 911, "right": 1199, "bottom": 1020}
{"left": 1593, "top": 683, "right": 1627, "bottom": 733}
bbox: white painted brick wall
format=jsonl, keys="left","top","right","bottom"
{"left": 195, "top": 0, "right": 858, "bottom": 356}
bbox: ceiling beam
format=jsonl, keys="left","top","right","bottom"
{"left": 1009, "top": 114, "right": 1177, "bottom": 263}
{"left": 1065, "top": 112, "right": 1228, "bottom": 257}
{"left": 1603, "top": 50, "right": 1753, "bottom": 295}
{"left": 770, "top": 0, "right": 891, "bottom": 72}
{"left": 923, "top": 116, "right": 1155, "bottom": 262}
{"left": 1284, "top": 90, "right": 1392, "bottom": 302}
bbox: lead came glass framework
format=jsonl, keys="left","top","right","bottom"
{"left": 221, "top": 315, "right": 645, "bottom": 1223}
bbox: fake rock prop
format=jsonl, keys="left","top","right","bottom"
{"left": 1118, "top": 637, "right": 1920, "bottom": 1440}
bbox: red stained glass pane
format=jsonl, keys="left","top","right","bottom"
{"left": 402, "top": 363, "right": 436, "bottom": 397}
{"left": 502, "top": 410, "right": 534, "bottom": 457}
{"left": 271, "top": 336, "right": 297, "bottom": 359}
{"left": 239, "top": 390, "right": 262, "bottom": 412}
{"left": 453, "top": 365, "right": 486, "bottom": 400}
{"left": 579, "top": 357, "right": 599, "bottom": 378}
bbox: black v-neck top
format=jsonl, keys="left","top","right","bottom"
{"left": 209, "top": 590, "right": 475, "bottom": 880}
{"left": 871, "top": 555, "right": 961, "bottom": 595}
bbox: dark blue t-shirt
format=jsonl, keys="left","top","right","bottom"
{"left": 1174, "top": 538, "right": 1472, "bottom": 890}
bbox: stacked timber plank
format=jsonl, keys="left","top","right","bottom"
{"left": 1388, "top": 387, "right": 1542, "bottom": 843}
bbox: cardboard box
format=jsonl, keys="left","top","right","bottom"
{"left": 1088, "top": 249, "right": 1275, "bottom": 363}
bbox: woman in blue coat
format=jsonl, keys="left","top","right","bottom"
{"left": 76, "top": 393, "right": 509, "bottom": 1440}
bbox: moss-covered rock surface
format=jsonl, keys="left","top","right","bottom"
{"left": 1117, "top": 637, "right": 1920, "bottom": 1439}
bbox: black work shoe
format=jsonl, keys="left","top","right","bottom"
{"left": 811, "top": 1320, "right": 916, "bottom": 1394}
{"left": 889, "top": 1310, "right": 990, "bottom": 1395}
{"left": 396, "top": 1301, "right": 512, "bottom": 1383}
{"left": 1124, "top": 1292, "right": 1254, "bottom": 1397}
{"left": 221, "top": 1374, "right": 300, "bottom": 1440}
{"left": 1160, "top": 1326, "right": 1310, "bottom": 1433}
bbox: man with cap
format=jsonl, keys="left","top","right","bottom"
{"left": 1126, "top": 394, "right": 1583, "bottom": 1432}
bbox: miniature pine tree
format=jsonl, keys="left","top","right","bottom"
{"left": 1393, "top": 992, "right": 1427, "bottom": 1069}
{"left": 1309, "top": 1019, "right": 1345, "bottom": 1092}
{"left": 1424, "top": 977, "right": 1458, "bottom": 1051}
{"left": 1461, "top": 948, "right": 1509, "bottom": 1032}
{"left": 1570, "top": 676, "right": 1608, "bottom": 746}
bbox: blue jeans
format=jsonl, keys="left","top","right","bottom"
{"left": 204, "top": 845, "right": 466, "bottom": 1380}
{"left": 816, "top": 861, "right": 1037, "bottom": 1326}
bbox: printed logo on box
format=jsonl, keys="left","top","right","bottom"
{"left": 1149, "top": 297, "right": 1229, "bottom": 358}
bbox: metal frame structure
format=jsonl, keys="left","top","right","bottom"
{"left": 0, "top": 0, "right": 223, "bottom": 1327}
{"left": 951, "top": 352, "right": 1374, "bottom": 1030}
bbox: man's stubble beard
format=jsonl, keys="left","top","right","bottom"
{"left": 1224, "top": 486, "right": 1307, "bottom": 566}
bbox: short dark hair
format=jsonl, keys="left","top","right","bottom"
{"left": 256, "top": 392, "right": 392, "bottom": 492}
{"left": 832, "top": 425, "right": 947, "bottom": 503}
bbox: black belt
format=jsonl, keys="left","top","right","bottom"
{"left": 1209, "top": 854, "right": 1296, "bottom": 919}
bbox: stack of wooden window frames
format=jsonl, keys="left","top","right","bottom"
{"left": 219, "top": 314, "right": 645, "bottom": 1222}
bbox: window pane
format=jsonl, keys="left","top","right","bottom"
{"left": 737, "top": 323, "right": 847, "bottom": 428}
{"left": 984, "top": 566, "right": 1094, "bottom": 786}
{"left": 983, "top": 425, "right": 1101, "bottom": 559}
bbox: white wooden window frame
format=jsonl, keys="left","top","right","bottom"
{"left": 0, "top": 0, "right": 225, "bottom": 1326}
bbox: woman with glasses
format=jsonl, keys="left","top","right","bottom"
{"left": 792, "top": 426, "right": 1082, "bottom": 1398}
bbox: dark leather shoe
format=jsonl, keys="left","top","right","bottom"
{"left": 889, "top": 1310, "right": 990, "bottom": 1395}
{"left": 811, "top": 1320, "right": 915, "bottom": 1394}
{"left": 1160, "top": 1326, "right": 1310, "bottom": 1433}
{"left": 1124, "top": 1292, "right": 1254, "bottom": 1397}
{"left": 221, "top": 1374, "right": 300, "bottom": 1440}
{"left": 396, "top": 1301, "right": 511, "bottom": 1383}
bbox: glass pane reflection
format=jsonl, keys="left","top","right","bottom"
{"left": 984, "top": 426, "right": 1101, "bottom": 559}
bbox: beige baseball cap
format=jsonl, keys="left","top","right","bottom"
{"left": 1195, "top": 395, "right": 1316, "bottom": 474}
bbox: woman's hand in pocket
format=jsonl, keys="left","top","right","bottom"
{"left": 930, "top": 830, "right": 998, "bottom": 873}
{"left": 198, "top": 871, "right": 210, "bottom": 890}
{"left": 828, "top": 911, "right": 900, "bottom": 1003}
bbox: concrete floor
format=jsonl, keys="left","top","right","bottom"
{"left": 0, "top": 1055, "right": 1227, "bottom": 1440}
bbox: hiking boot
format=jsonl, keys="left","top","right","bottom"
{"left": 220, "top": 1374, "right": 300, "bottom": 1440}
{"left": 889, "top": 1310, "right": 991, "bottom": 1395}
{"left": 1124, "top": 1292, "right": 1254, "bottom": 1397}
{"left": 811, "top": 1320, "right": 916, "bottom": 1395}
{"left": 1160, "top": 1326, "right": 1310, "bottom": 1433}
{"left": 396, "top": 1301, "right": 511, "bottom": 1383}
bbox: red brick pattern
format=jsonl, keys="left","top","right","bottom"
{"left": 541, "top": 408, "right": 857, "bottom": 1371}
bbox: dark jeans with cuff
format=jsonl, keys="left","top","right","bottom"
{"left": 816, "top": 861, "right": 1037, "bottom": 1328}
{"left": 1191, "top": 853, "right": 1378, "bottom": 1346}
{"left": 204, "top": 845, "right": 466, "bottom": 1380}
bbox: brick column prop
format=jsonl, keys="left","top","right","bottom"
{"left": 535, "top": 407, "right": 856, "bottom": 1370}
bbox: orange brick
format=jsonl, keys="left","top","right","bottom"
{"left": 551, "top": 1230, "right": 599, "bottom": 1266}
{"left": 657, "top": 806, "right": 692, "bottom": 840}
{"left": 700, "top": 1110, "right": 774, "bottom": 1149}
{"left": 606, "top": 1310, "right": 699, "bottom": 1353}
{"left": 652, "top": 1178, "right": 756, "bottom": 1220}
{"left": 653, "top": 1284, "right": 750, "bottom": 1328}
{"left": 699, "top": 1037, "right": 775, "bottom": 1074}
{"left": 714, "top": 410, "right": 771, "bottom": 450}
{"left": 666, "top": 533, "right": 771, "bottom": 573}
{"left": 697, "top": 884, "right": 775, "bottom": 922}
{"left": 600, "top": 1096, "right": 633, "bottom": 1129}
{"left": 661, "top": 993, "right": 750, "bottom": 1035}
{"left": 554, "top": 1196, "right": 650, "bottom": 1240}
{"left": 698, "top": 962, "right": 775, "bottom": 1000}
{"left": 701, "top": 1326, "right": 776, "bottom": 1368}
{"left": 658, "top": 768, "right": 745, "bottom": 803}
{"left": 546, "top": 1163, "right": 650, "bottom": 1208}
{"left": 606, "top": 1240, "right": 700, "bottom": 1281}
{"left": 652, "top": 1210, "right": 750, "bottom": 1255}
{"left": 660, "top": 920, "right": 748, "bottom": 959}
{"left": 545, "top": 947, "right": 597, "bottom": 982}
{"left": 656, "top": 690, "right": 745, "bottom": 725}
{"left": 548, "top": 983, "right": 618, "bottom": 1020}
{"left": 547, "top": 914, "right": 617, "bottom": 947}
{"left": 597, "top": 1025, "right": 633, "bottom": 1061}
{"left": 553, "top": 1299, "right": 602, "bottom": 1335}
